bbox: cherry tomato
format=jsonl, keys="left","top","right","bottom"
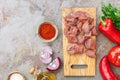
{"left": 108, "top": 46, "right": 120, "bottom": 67}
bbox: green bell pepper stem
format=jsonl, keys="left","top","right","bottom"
{"left": 100, "top": 15, "right": 107, "bottom": 26}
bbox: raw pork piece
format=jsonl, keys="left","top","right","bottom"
{"left": 77, "top": 21, "right": 83, "bottom": 32}
{"left": 91, "top": 27, "right": 98, "bottom": 36}
{"left": 67, "top": 44, "right": 76, "bottom": 54}
{"left": 64, "top": 26, "right": 78, "bottom": 36}
{"left": 74, "top": 44, "right": 84, "bottom": 54}
{"left": 85, "top": 38, "right": 96, "bottom": 50}
{"left": 82, "top": 21, "right": 90, "bottom": 33}
{"left": 66, "top": 35, "right": 78, "bottom": 43}
{"left": 77, "top": 35, "right": 85, "bottom": 44}
{"left": 65, "top": 15, "right": 77, "bottom": 26}
{"left": 67, "top": 44, "right": 84, "bottom": 54}
{"left": 84, "top": 32, "right": 92, "bottom": 40}
{"left": 86, "top": 50, "right": 96, "bottom": 58}
{"left": 71, "top": 11, "right": 86, "bottom": 19}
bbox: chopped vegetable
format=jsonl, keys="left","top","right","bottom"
{"left": 102, "top": 3, "right": 120, "bottom": 30}
{"left": 39, "top": 46, "right": 53, "bottom": 64}
{"left": 46, "top": 57, "right": 61, "bottom": 71}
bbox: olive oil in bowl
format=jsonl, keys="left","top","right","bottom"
{"left": 36, "top": 72, "right": 57, "bottom": 80}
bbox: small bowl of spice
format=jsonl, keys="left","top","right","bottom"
{"left": 38, "top": 22, "right": 58, "bottom": 42}
{"left": 8, "top": 71, "right": 26, "bottom": 80}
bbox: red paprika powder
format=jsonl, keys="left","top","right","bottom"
{"left": 39, "top": 22, "right": 56, "bottom": 40}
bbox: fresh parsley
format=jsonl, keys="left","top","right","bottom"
{"left": 102, "top": 3, "right": 120, "bottom": 31}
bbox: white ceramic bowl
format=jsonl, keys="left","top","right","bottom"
{"left": 38, "top": 22, "right": 58, "bottom": 42}
{"left": 8, "top": 71, "right": 26, "bottom": 80}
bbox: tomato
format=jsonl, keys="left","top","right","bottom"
{"left": 108, "top": 46, "right": 120, "bottom": 67}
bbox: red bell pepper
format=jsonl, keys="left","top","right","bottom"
{"left": 98, "top": 18, "right": 120, "bottom": 45}
{"left": 108, "top": 46, "right": 120, "bottom": 67}
{"left": 99, "top": 55, "right": 118, "bottom": 80}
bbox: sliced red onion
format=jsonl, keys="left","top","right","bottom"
{"left": 40, "top": 56, "right": 52, "bottom": 64}
{"left": 41, "top": 46, "right": 53, "bottom": 55}
{"left": 46, "top": 57, "right": 61, "bottom": 71}
{"left": 39, "top": 46, "right": 53, "bottom": 64}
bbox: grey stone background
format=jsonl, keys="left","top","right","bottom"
{"left": 0, "top": 0, "right": 120, "bottom": 80}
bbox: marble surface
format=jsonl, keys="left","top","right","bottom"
{"left": 0, "top": 0, "right": 120, "bottom": 80}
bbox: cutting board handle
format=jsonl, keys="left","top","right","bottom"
{"left": 67, "top": 63, "right": 95, "bottom": 76}
{"left": 71, "top": 64, "right": 88, "bottom": 69}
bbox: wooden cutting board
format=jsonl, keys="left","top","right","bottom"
{"left": 62, "top": 8, "right": 96, "bottom": 76}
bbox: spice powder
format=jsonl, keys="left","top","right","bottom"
{"left": 39, "top": 23, "right": 56, "bottom": 40}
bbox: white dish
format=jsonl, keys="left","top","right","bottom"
{"left": 8, "top": 71, "right": 25, "bottom": 80}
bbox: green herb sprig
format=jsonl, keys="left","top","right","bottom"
{"left": 102, "top": 3, "right": 120, "bottom": 31}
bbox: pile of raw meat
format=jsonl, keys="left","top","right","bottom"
{"left": 64, "top": 11, "right": 97, "bottom": 58}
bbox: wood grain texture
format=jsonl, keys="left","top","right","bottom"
{"left": 62, "top": 8, "right": 96, "bottom": 76}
